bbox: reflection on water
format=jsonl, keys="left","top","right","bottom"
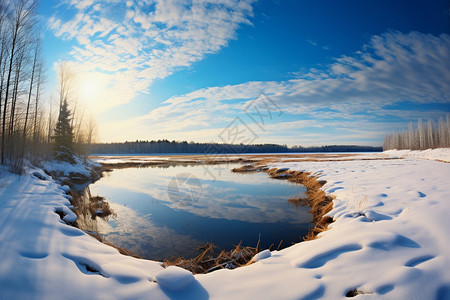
{"left": 83, "top": 163, "right": 311, "bottom": 260}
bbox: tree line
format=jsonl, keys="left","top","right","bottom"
{"left": 91, "top": 140, "right": 382, "bottom": 155}
{"left": 383, "top": 115, "right": 450, "bottom": 150}
{"left": 0, "top": 0, "right": 96, "bottom": 173}
{"left": 0, "top": 0, "right": 45, "bottom": 171}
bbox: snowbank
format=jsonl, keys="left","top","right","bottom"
{"left": 383, "top": 148, "right": 450, "bottom": 162}
{"left": 1, "top": 149, "right": 449, "bottom": 299}
{"left": 0, "top": 166, "right": 165, "bottom": 299}
{"left": 42, "top": 155, "right": 102, "bottom": 186}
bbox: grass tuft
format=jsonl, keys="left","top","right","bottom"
{"left": 162, "top": 240, "right": 261, "bottom": 274}
{"left": 267, "top": 169, "right": 335, "bottom": 240}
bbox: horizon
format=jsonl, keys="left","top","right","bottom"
{"left": 89, "top": 139, "right": 384, "bottom": 148}
{"left": 39, "top": 0, "right": 450, "bottom": 146}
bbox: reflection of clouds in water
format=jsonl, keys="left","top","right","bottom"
{"left": 167, "top": 172, "right": 202, "bottom": 207}
{"left": 97, "top": 202, "right": 202, "bottom": 260}
{"left": 184, "top": 190, "right": 310, "bottom": 224}
{"left": 91, "top": 165, "right": 309, "bottom": 223}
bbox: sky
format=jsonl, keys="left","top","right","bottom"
{"left": 38, "top": 0, "right": 450, "bottom": 146}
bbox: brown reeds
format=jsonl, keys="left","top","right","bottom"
{"left": 273, "top": 170, "right": 334, "bottom": 240}
{"left": 89, "top": 195, "right": 115, "bottom": 219}
{"left": 162, "top": 241, "right": 260, "bottom": 274}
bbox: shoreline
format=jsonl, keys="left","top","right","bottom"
{"left": 81, "top": 154, "right": 339, "bottom": 273}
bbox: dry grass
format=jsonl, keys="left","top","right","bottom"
{"left": 345, "top": 186, "right": 369, "bottom": 213}
{"left": 267, "top": 169, "right": 335, "bottom": 241}
{"left": 232, "top": 164, "right": 258, "bottom": 173}
{"left": 89, "top": 195, "right": 116, "bottom": 219}
{"left": 162, "top": 241, "right": 260, "bottom": 274}
{"left": 231, "top": 164, "right": 269, "bottom": 173}
{"left": 287, "top": 195, "right": 310, "bottom": 207}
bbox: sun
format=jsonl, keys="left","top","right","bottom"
{"left": 79, "top": 80, "right": 99, "bottom": 98}
{"left": 77, "top": 73, "right": 107, "bottom": 105}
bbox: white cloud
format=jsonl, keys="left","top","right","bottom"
{"left": 99, "top": 31, "right": 450, "bottom": 144}
{"left": 49, "top": 0, "right": 256, "bottom": 113}
{"left": 307, "top": 39, "right": 317, "bottom": 46}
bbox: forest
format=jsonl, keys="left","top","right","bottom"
{"left": 383, "top": 115, "right": 450, "bottom": 150}
{"left": 0, "top": 0, "right": 95, "bottom": 173}
{"left": 90, "top": 141, "right": 382, "bottom": 155}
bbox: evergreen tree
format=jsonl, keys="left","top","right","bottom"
{"left": 54, "top": 98, "right": 75, "bottom": 163}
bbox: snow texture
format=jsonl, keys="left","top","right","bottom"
{"left": 42, "top": 155, "right": 101, "bottom": 177}
{"left": 0, "top": 149, "right": 449, "bottom": 299}
{"left": 383, "top": 148, "right": 450, "bottom": 162}
{"left": 252, "top": 249, "right": 271, "bottom": 262}
{"left": 153, "top": 266, "right": 195, "bottom": 290}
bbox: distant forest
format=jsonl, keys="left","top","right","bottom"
{"left": 90, "top": 141, "right": 382, "bottom": 155}
{"left": 383, "top": 115, "right": 450, "bottom": 150}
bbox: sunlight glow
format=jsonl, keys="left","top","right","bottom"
{"left": 78, "top": 73, "right": 104, "bottom": 103}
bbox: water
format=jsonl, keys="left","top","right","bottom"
{"left": 81, "top": 163, "right": 311, "bottom": 260}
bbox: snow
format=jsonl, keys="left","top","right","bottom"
{"left": 1, "top": 149, "right": 450, "bottom": 299}
{"left": 153, "top": 266, "right": 195, "bottom": 290}
{"left": 383, "top": 148, "right": 450, "bottom": 162}
{"left": 43, "top": 158, "right": 91, "bottom": 177}
{"left": 252, "top": 249, "right": 271, "bottom": 262}
{"left": 92, "top": 156, "right": 174, "bottom": 164}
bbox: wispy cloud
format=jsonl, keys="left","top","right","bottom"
{"left": 307, "top": 39, "right": 317, "bottom": 46}
{"left": 49, "top": 0, "right": 255, "bottom": 113}
{"left": 307, "top": 38, "right": 329, "bottom": 50}
{"left": 100, "top": 31, "right": 450, "bottom": 144}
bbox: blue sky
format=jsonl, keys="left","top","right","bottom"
{"left": 38, "top": 0, "right": 450, "bottom": 145}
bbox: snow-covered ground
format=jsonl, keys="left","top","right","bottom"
{"left": 383, "top": 148, "right": 450, "bottom": 163}
{"left": 0, "top": 149, "right": 449, "bottom": 299}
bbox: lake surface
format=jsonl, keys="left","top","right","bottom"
{"left": 84, "top": 163, "right": 311, "bottom": 260}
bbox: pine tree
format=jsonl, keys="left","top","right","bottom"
{"left": 54, "top": 98, "right": 75, "bottom": 163}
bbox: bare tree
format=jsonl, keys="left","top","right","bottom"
{"left": 427, "top": 119, "right": 435, "bottom": 149}
{"left": 22, "top": 37, "right": 40, "bottom": 142}
{"left": 0, "top": 0, "right": 11, "bottom": 145}
{"left": 57, "top": 61, "right": 76, "bottom": 113}
{"left": 417, "top": 119, "right": 425, "bottom": 150}
{"left": 1, "top": 0, "right": 37, "bottom": 165}
{"left": 9, "top": 45, "right": 26, "bottom": 140}
{"left": 407, "top": 121, "right": 414, "bottom": 150}
{"left": 85, "top": 116, "right": 97, "bottom": 146}
{"left": 384, "top": 115, "right": 450, "bottom": 151}
{"left": 47, "top": 96, "right": 55, "bottom": 144}
{"left": 32, "top": 54, "right": 44, "bottom": 144}
{"left": 19, "top": 35, "right": 41, "bottom": 162}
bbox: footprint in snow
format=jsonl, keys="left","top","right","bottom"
{"left": 404, "top": 255, "right": 435, "bottom": 267}
{"left": 59, "top": 226, "right": 84, "bottom": 237}
{"left": 328, "top": 186, "right": 344, "bottom": 193}
{"left": 406, "top": 190, "right": 427, "bottom": 199}
{"left": 295, "top": 244, "right": 363, "bottom": 269}
{"left": 20, "top": 251, "right": 49, "bottom": 259}
{"left": 367, "top": 233, "right": 420, "bottom": 251}
{"left": 342, "top": 210, "right": 392, "bottom": 222}
{"left": 62, "top": 253, "right": 109, "bottom": 278}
